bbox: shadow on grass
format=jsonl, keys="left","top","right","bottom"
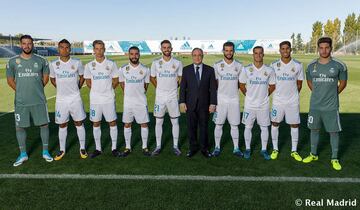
{"left": 0, "top": 112, "right": 358, "bottom": 160}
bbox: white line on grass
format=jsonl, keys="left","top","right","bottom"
{"left": 0, "top": 174, "right": 359, "bottom": 183}
{"left": 0, "top": 95, "right": 57, "bottom": 117}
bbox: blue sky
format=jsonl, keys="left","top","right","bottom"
{"left": 1, "top": 0, "right": 359, "bottom": 42}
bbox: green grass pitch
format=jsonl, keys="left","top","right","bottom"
{"left": 0, "top": 54, "right": 359, "bottom": 209}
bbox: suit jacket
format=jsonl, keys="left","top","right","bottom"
{"left": 179, "top": 63, "right": 217, "bottom": 111}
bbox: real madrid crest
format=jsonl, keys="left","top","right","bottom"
{"left": 249, "top": 67, "right": 253, "bottom": 72}
{"left": 172, "top": 64, "right": 176, "bottom": 70}
{"left": 313, "top": 63, "right": 317, "bottom": 73}
{"left": 15, "top": 58, "right": 20, "bottom": 65}
{"left": 56, "top": 61, "right": 60, "bottom": 66}
{"left": 159, "top": 60, "right": 163, "bottom": 65}
{"left": 71, "top": 65, "right": 75, "bottom": 70}
{"left": 140, "top": 70, "right": 143, "bottom": 75}
{"left": 291, "top": 67, "right": 295, "bottom": 72}
{"left": 92, "top": 62, "right": 96, "bottom": 70}
{"left": 235, "top": 68, "right": 238, "bottom": 72}
{"left": 34, "top": 62, "right": 38, "bottom": 68}
{"left": 126, "top": 66, "right": 130, "bottom": 71}
{"left": 264, "top": 71, "right": 268, "bottom": 77}
{"left": 106, "top": 66, "right": 110, "bottom": 71}
{"left": 277, "top": 62, "right": 281, "bottom": 68}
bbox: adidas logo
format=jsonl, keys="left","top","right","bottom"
{"left": 107, "top": 45, "right": 115, "bottom": 51}
{"left": 180, "top": 42, "right": 192, "bottom": 50}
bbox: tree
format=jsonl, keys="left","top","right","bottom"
{"left": 324, "top": 18, "right": 341, "bottom": 50}
{"left": 295, "top": 33, "right": 304, "bottom": 53}
{"left": 290, "top": 33, "right": 296, "bottom": 52}
{"left": 357, "top": 14, "right": 360, "bottom": 53}
{"left": 14, "top": 33, "right": 24, "bottom": 38}
{"left": 310, "top": 21, "right": 323, "bottom": 53}
{"left": 343, "top": 13, "right": 357, "bottom": 47}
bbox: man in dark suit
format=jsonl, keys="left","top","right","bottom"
{"left": 179, "top": 48, "right": 217, "bottom": 158}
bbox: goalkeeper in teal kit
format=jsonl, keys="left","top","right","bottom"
{"left": 6, "top": 35, "right": 53, "bottom": 167}
{"left": 302, "top": 37, "right": 347, "bottom": 171}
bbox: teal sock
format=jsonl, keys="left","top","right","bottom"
{"left": 40, "top": 125, "right": 49, "bottom": 151}
{"left": 330, "top": 132, "right": 339, "bottom": 159}
{"left": 15, "top": 127, "right": 27, "bottom": 153}
{"left": 310, "top": 130, "right": 319, "bottom": 155}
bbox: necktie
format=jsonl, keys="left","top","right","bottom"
{"left": 195, "top": 65, "right": 200, "bottom": 86}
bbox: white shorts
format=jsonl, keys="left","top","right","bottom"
{"left": 271, "top": 104, "right": 300, "bottom": 124}
{"left": 212, "top": 102, "right": 240, "bottom": 125}
{"left": 242, "top": 108, "right": 270, "bottom": 126}
{"left": 153, "top": 97, "right": 180, "bottom": 118}
{"left": 55, "top": 100, "right": 86, "bottom": 124}
{"left": 123, "top": 105, "right": 149, "bottom": 124}
{"left": 90, "top": 102, "right": 117, "bottom": 122}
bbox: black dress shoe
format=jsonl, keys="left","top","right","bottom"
{"left": 186, "top": 150, "right": 196, "bottom": 157}
{"left": 201, "top": 150, "right": 212, "bottom": 158}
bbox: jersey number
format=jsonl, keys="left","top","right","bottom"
{"left": 243, "top": 112, "right": 249, "bottom": 119}
{"left": 91, "top": 109, "right": 96, "bottom": 117}
{"left": 271, "top": 109, "right": 277, "bottom": 117}
{"left": 15, "top": 114, "right": 20, "bottom": 122}
{"left": 308, "top": 116, "right": 313, "bottom": 124}
{"left": 154, "top": 104, "right": 160, "bottom": 113}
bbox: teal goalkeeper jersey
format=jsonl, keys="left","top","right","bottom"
{"left": 306, "top": 58, "right": 348, "bottom": 111}
{"left": 6, "top": 54, "right": 50, "bottom": 106}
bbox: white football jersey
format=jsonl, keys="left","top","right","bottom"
{"left": 84, "top": 58, "right": 119, "bottom": 105}
{"left": 270, "top": 59, "right": 304, "bottom": 106}
{"left": 150, "top": 57, "right": 182, "bottom": 98}
{"left": 49, "top": 57, "right": 84, "bottom": 102}
{"left": 119, "top": 63, "right": 150, "bottom": 107}
{"left": 214, "top": 59, "right": 243, "bottom": 103}
{"left": 239, "top": 64, "right": 275, "bottom": 110}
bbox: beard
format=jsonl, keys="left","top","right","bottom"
{"left": 281, "top": 54, "right": 291, "bottom": 59}
{"left": 130, "top": 58, "right": 139, "bottom": 64}
{"left": 320, "top": 52, "right": 331, "bottom": 59}
{"left": 162, "top": 51, "right": 171, "bottom": 57}
{"left": 224, "top": 54, "right": 233, "bottom": 60}
{"left": 22, "top": 48, "right": 32, "bottom": 55}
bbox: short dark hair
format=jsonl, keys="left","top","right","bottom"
{"left": 129, "top": 46, "right": 140, "bottom": 53}
{"left": 223, "top": 41, "right": 235, "bottom": 50}
{"left": 192, "top": 47, "right": 203, "bottom": 55}
{"left": 58, "top": 39, "right": 71, "bottom": 47}
{"left": 93, "top": 40, "right": 105, "bottom": 48}
{"left": 160, "top": 39, "right": 172, "bottom": 47}
{"left": 20, "top": 34, "right": 33, "bottom": 42}
{"left": 317, "top": 37, "right": 332, "bottom": 48}
{"left": 279, "top": 41, "right": 291, "bottom": 48}
{"left": 252, "top": 46, "right": 264, "bottom": 53}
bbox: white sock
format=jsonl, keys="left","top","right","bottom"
{"left": 214, "top": 124, "right": 223, "bottom": 149}
{"left": 110, "top": 126, "right": 118, "bottom": 151}
{"left": 291, "top": 127, "right": 299, "bottom": 152}
{"left": 124, "top": 127, "right": 132, "bottom": 149}
{"left": 244, "top": 126, "right": 252, "bottom": 150}
{"left": 58, "top": 126, "right": 67, "bottom": 152}
{"left": 230, "top": 125, "right": 239, "bottom": 150}
{"left": 93, "top": 126, "right": 101, "bottom": 151}
{"left": 260, "top": 126, "right": 269, "bottom": 151}
{"left": 76, "top": 125, "right": 86, "bottom": 150}
{"left": 170, "top": 118, "right": 179, "bottom": 148}
{"left": 155, "top": 118, "right": 164, "bottom": 149}
{"left": 141, "top": 127, "right": 149, "bottom": 149}
{"left": 271, "top": 125, "right": 279, "bottom": 151}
